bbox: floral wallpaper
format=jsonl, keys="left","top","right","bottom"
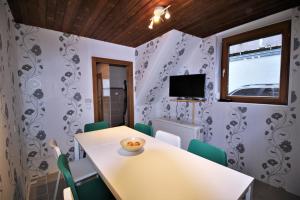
{"left": 259, "top": 6, "right": 300, "bottom": 190}
{"left": 134, "top": 37, "right": 161, "bottom": 125}
{"left": 156, "top": 36, "right": 216, "bottom": 142}
{"left": 135, "top": 7, "right": 300, "bottom": 196}
{"left": 15, "top": 24, "right": 50, "bottom": 179}
{"left": 195, "top": 39, "right": 215, "bottom": 142}
{"left": 292, "top": 7, "right": 300, "bottom": 72}
{"left": 0, "top": 0, "right": 299, "bottom": 198}
{"left": 144, "top": 33, "right": 188, "bottom": 126}
{"left": 0, "top": 0, "right": 135, "bottom": 197}
{"left": 135, "top": 31, "right": 195, "bottom": 126}
{"left": 260, "top": 108, "right": 296, "bottom": 187}
{"left": 4, "top": 22, "right": 133, "bottom": 182}
{"left": 0, "top": 0, "right": 27, "bottom": 199}
{"left": 10, "top": 19, "right": 134, "bottom": 178}
{"left": 226, "top": 106, "right": 248, "bottom": 171}
{"left": 135, "top": 37, "right": 160, "bottom": 90}
{"left": 59, "top": 33, "right": 83, "bottom": 161}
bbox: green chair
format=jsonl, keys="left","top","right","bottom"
{"left": 57, "top": 154, "right": 115, "bottom": 200}
{"left": 134, "top": 123, "right": 153, "bottom": 137}
{"left": 188, "top": 139, "right": 228, "bottom": 166}
{"left": 84, "top": 121, "right": 109, "bottom": 132}
{"left": 82, "top": 121, "right": 109, "bottom": 157}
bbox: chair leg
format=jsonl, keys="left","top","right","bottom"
{"left": 53, "top": 171, "right": 61, "bottom": 200}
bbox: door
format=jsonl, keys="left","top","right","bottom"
{"left": 96, "top": 73, "right": 103, "bottom": 121}
{"left": 92, "top": 57, "right": 134, "bottom": 128}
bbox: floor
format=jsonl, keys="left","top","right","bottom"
{"left": 29, "top": 173, "right": 300, "bottom": 200}
{"left": 29, "top": 173, "right": 66, "bottom": 200}
{"left": 252, "top": 181, "right": 300, "bottom": 200}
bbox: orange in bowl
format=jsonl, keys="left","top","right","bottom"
{"left": 120, "top": 137, "right": 145, "bottom": 152}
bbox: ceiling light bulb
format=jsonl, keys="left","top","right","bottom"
{"left": 149, "top": 20, "right": 153, "bottom": 29}
{"left": 165, "top": 10, "right": 171, "bottom": 19}
{"left": 153, "top": 15, "right": 160, "bottom": 23}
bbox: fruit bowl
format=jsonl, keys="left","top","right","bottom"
{"left": 120, "top": 137, "right": 145, "bottom": 152}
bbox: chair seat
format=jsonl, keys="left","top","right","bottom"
{"left": 69, "top": 158, "right": 98, "bottom": 183}
{"left": 77, "top": 177, "right": 115, "bottom": 200}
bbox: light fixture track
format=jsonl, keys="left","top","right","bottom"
{"left": 148, "top": 5, "right": 171, "bottom": 29}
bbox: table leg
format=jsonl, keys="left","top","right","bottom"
{"left": 245, "top": 181, "right": 253, "bottom": 200}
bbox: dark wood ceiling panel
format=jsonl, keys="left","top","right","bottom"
{"left": 45, "top": 0, "right": 57, "bottom": 29}
{"left": 23, "top": 0, "right": 46, "bottom": 27}
{"left": 80, "top": 0, "right": 120, "bottom": 37}
{"left": 53, "top": 0, "right": 68, "bottom": 30}
{"left": 61, "top": 0, "right": 81, "bottom": 32}
{"left": 7, "top": 0, "right": 300, "bottom": 47}
{"left": 184, "top": 1, "right": 294, "bottom": 37}
{"left": 96, "top": 0, "right": 151, "bottom": 41}
{"left": 6, "top": 0, "right": 22, "bottom": 23}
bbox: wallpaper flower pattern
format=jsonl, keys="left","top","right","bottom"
{"left": 0, "top": 0, "right": 136, "bottom": 197}
{"left": 135, "top": 37, "right": 160, "bottom": 89}
{"left": 136, "top": 32, "right": 189, "bottom": 125}
{"left": 3, "top": 17, "right": 134, "bottom": 183}
{"left": 135, "top": 8, "right": 300, "bottom": 195}
{"left": 195, "top": 39, "right": 215, "bottom": 142}
{"left": 260, "top": 7, "right": 300, "bottom": 187}
{"left": 59, "top": 34, "right": 83, "bottom": 161}
{"left": 258, "top": 7, "right": 300, "bottom": 190}
{"left": 158, "top": 37, "right": 216, "bottom": 142}
{"left": 0, "top": 1, "right": 27, "bottom": 199}
{"left": 15, "top": 24, "right": 49, "bottom": 178}
{"left": 135, "top": 37, "right": 161, "bottom": 125}
{"left": 145, "top": 33, "right": 188, "bottom": 125}
{"left": 0, "top": 1, "right": 300, "bottom": 198}
{"left": 292, "top": 7, "right": 300, "bottom": 72}
{"left": 226, "top": 106, "right": 248, "bottom": 171}
{"left": 260, "top": 107, "right": 296, "bottom": 187}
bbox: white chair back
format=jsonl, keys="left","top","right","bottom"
{"left": 49, "top": 139, "right": 63, "bottom": 200}
{"left": 48, "top": 139, "right": 62, "bottom": 159}
{"left": 155, "top": 130, "right": 181, "bottom": 148}
{"left": 63, "top": 187, "right": 74, "bottom": 200}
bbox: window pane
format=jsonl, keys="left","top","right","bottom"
{"left": 228, "top": 34, "right": 282, "bottom": 97}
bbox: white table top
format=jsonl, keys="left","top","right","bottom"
{"left": 75, "top": 126, "right": 254, "bottom": 200}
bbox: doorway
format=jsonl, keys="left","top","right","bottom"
{"left": 92, "top": 57, "right": 134, "bottom": 128}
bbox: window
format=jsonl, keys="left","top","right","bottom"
{"left": 220, "top": 21, "right": 291, "bottom": 105}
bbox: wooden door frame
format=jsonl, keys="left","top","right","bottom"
{"left": 92, "top": 57, "right": 134, "bottom": 128}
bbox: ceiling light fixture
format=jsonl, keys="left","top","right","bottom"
{"left": 149, "top": 5, "right": 171, "bottom": 29}
{"left": 148, "top": 20, "right": 154, "bottom": 29}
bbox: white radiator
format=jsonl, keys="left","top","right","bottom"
{"left": 152, "top": 118, "right": 201, "bottom": 150}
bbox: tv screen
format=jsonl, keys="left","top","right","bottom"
{"left": 169, "top": 74, "right": 206, "bottom": 98}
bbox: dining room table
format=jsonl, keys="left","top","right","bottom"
{"left": 75, "top": 126, "right": 254, "bottom": 200}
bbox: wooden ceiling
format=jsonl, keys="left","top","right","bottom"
{"left": 7, "top": 0, "right": 300, "bottom": 47}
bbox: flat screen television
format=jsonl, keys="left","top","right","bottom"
{"left": 169, "top": 74, "right": 206, "bottom": 98}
